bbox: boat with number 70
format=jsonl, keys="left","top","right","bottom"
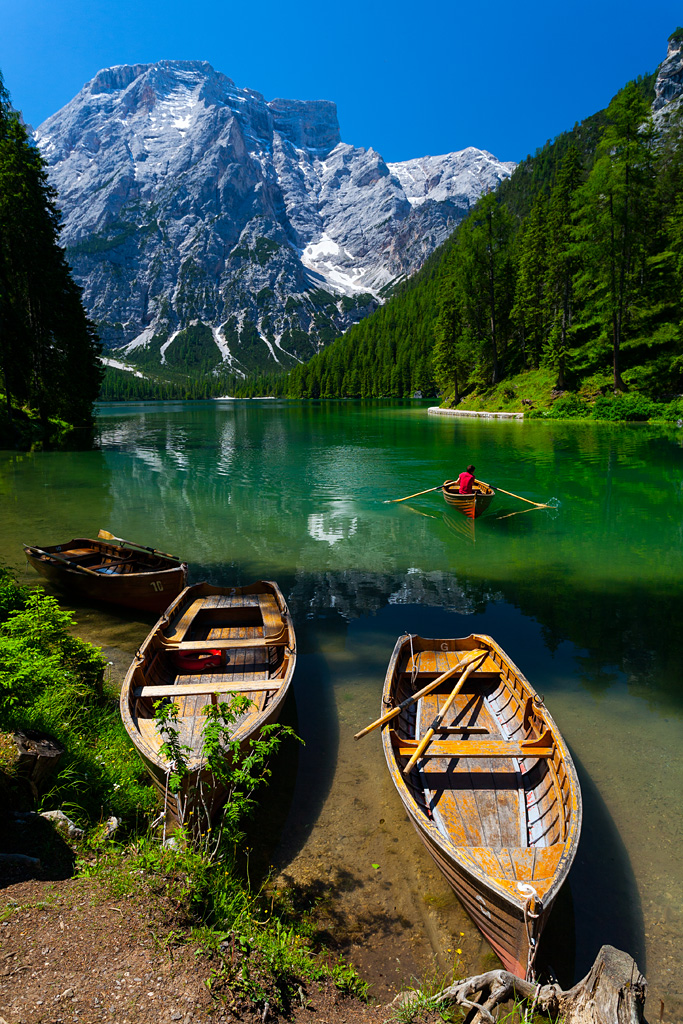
{"left": 378, "top": 632, "right": 581, "bottom": 979}
{"left": 23, "top": 533, "right": 188, "bottom": 613}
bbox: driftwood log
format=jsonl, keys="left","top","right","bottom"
{"left": 11, "top": 730, "right": 64, "bottom": 799}
{"left": 392, "top": 945, "right": 647, "bottom": 1024}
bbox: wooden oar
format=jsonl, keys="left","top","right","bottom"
{"left": 403, "top": 651, "right": 488, "bottom": 774}
{"left": 25, "top": 545, "right": 100, "bottom": 576}
{"left": 493, "top": 487, "right": 552, "bottom": 510}
{"left": 495, "top": 505, "right": 545, "bottom": 521}
{"left": 98, "top": 529, "right": 179, "bottom": 561}
{"left": 354, "top": 648, "right": 487, "bottom": 740}
{"left": 384, "top": 485, "right": 442, "bottom": 504}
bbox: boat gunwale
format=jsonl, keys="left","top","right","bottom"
{"left": 23, "top": 537, "right": 186, "bottom": 578}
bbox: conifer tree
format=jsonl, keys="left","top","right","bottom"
{"left": 544, "top": 146, "right": 584, "bottom": 388}
{"left": 452, "top": 193, "right": 515, "bottom": 385}
{"left": 0, "top": 70, "right": 102, "bottom": 444}
{"left": 572, "top": 83, "right": 656, "bottom": 391}
{"left": 511, "top": 191, "right": 549, "bottom": 369}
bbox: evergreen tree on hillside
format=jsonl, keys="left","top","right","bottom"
{"left": 511, "top": 191, "right": 549, "bottom": 369}
{"left": 544, "top": 145, "right": 584, "bottom": 388}
{"left": 572, "top": 83, "right": 656, "bottom": 391}
{"left": 453, "top": 193, "right": 515, "bottom": 385}
{"left": 0, "top": 71, "right": 102, "bottom": 443}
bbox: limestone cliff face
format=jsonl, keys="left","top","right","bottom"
{"left": 653, "top": 34, "right": 683, "bottom": 113}
{"left": 35, "top": 61, "right": 516, "bottom": 374}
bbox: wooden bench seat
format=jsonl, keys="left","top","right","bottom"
{"left": 134, "top": 677, "right": 283, "bottom": 699}
{"left": 163, "top": 598, "right": 206, "bottom": 641}
{"left": 203, "top": 594, "right": 260, "bottom": 609}
{"left": 404, "top": 652, "right": 499, "bottom": 675}
{"left": 390, "top": 730, "right": 554, "bottom": 759}
{"left": 258, "top": 594, "right": 286, "bottom": 636}
{"left": 162, "top": 636, "right": 289, "bottom": 651}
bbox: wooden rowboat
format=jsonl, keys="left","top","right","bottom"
{"left": 23, "top": 537, "right": 188, "bottom": 613}
{"left": 442, "top": 479, "right": 495, "bottom": 517}
{"left": 380, "top": 633, "right": 581, "bottom": 979}
{"left": 120, "top": 581, "right": 296, "bottom": 828}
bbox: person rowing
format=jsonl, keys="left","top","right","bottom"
{"left": 456, "top": 464, "right": 477, "bottom": 494}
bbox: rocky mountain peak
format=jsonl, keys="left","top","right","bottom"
{"left": 653, "top": 31, "right": 683, "bottom": 112}
{"left": 36, "top": 60, "right": 515, "bottom": 378}
{"left": 268, "top": 97, "right": 340, "bottom": 154}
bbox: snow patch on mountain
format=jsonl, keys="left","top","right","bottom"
{"left": 101, "top": 358, "right": 147, "bottom": 378}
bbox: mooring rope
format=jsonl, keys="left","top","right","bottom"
{"left": 518, "top": 882, "right": 541, "bottom": 981}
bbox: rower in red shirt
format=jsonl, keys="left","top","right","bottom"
{"left": 458, "top": 464, "right": 477, "bottom": 494}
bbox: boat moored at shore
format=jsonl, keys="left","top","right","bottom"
{"left": 120, "top": 580, "right": 296, "bottom": 829}
{"left": 23, "top": 536, "right": 188, "bottom": 613}
{"left": 379, "top": 632, "right": 581, "bottom": 979}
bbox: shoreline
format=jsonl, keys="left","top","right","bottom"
{"left": 428, "top": 407, "right": 524, "bottom": 420}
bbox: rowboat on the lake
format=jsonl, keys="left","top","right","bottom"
{"left": 23, "top": 536, "right": 188, "bottom": 613}
{"left": 441, "top": 479, "right": 495, "bottom": 517}
{"left": 379, "top": 632, "right": 581, "bottom": 979}
{"left": 120, "top": 581, "right": 296, "bottom": 828}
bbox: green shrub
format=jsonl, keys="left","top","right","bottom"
{"left": 0, "top": 568, "right": 155, "bottom": 830}
{"left": 0, "top": 565, "right": 27, "bottom": 620}
{"left": 550, "top": 394, "right": 590, "bottom": 418}
{"left": 591, "top": 395, "right": 663, "bottom": 421}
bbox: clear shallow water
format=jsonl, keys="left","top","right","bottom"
{"left": 2, "top": 400, "right": 682, "bottom": 1013}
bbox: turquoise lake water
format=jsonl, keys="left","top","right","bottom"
{"left": 1, "top": 400, "right": 681, "bottom": 1014}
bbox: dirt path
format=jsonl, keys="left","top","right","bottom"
{"left": 0, "top": 871, "right": 399, "bottom": 1024}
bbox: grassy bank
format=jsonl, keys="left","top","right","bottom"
{"left": 439, "top": 367, "right": 683, "bottom": 422}
{"left": 0, "top": 397, "right": 96, "bottom": 451}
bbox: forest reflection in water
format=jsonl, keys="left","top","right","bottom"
{"left": 1, "top": 400, "right": 681, "bottom": 1015}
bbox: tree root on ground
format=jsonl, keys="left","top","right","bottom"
{"left": 390, "top": 945, "right": 647, "bottom": 1024}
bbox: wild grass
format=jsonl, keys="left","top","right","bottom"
{"left": 79, "top": 832, "right": 368, "bottom": 1010}
{"left": 390, "top": 971, "right": 467, "bottom": 1023}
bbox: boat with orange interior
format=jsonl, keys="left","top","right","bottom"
{"left": 379, "top": 632, "right": 581, "bottom": 979}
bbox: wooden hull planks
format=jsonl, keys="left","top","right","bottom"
{"left": 442, "top": 480, "right": 495, "bottom": 518}
{"left": 120, "top": 580, "right": 296, "bottom": 829}
{"left": 380, "top": 634, "right": 581, "bottom": 979}
{"left": 23, "top": 537, "right": 188, "bottom": 613}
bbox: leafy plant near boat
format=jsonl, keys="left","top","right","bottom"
{"left": 82, "top": 697, "right": 364, "bottom": 1012}
{"left": 152, "top": 691, "right": 300, "bottom": 854}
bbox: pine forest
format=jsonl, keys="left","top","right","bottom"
{"left": 0, "top": 73, "right": 103, "bottom": 448}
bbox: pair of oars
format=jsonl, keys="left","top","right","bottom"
{"left": 385, "top": 483, "right": 552, "bottom": 510}
{"left": 25, "top": 545, "right": 100, "bottom": 576}
{"left": 354, "top": 648, "right": 488, "bottom": 771}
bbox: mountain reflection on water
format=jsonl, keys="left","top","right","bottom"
{"left": 1, "top": 400, "right": 681, "bottom": 1016}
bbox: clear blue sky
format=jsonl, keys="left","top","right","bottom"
{"left": 0, "top": 0, "right": 679, "bottom": 164}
